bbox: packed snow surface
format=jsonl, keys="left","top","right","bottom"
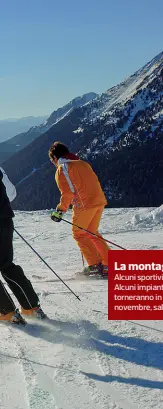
{"left": 1, "top": 207, "right": 163, "bottom": 409}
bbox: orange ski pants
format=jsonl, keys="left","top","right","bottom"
{"left": 72, "top": 206, "right": 110, "bottom": 266}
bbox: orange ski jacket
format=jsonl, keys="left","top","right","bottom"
{"left": 55, "top": 158, "right": 107, "bottom": 212}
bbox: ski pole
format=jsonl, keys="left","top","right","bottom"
{"left": 14, "top": 228, "right": 81, "bottom": 301}
{"left": 59, "top": 217, "right": 126, "bottom": 250}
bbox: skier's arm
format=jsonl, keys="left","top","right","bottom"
{"left": 0, "top": 167, "right": 17, "bottom": 202}
{"left": 55, "top": 167, "right": 74, "bottom": 212}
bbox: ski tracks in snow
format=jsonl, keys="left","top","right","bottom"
{"left": 0, "top": 324, "right": 29, "bottom": 409}
{"left": 35, "top": 285, "right": 138, "bottom": 409}
{"left": 57, "top": 289, "right": 138, "bottom": 409}
{"left": 0, "top": 322, "right": 58, "bottom": 409}
{"left": 2, "top": 277, "right": 160, "bottom": 409}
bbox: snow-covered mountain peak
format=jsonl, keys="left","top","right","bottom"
{"left": 2, "top": 50, "right": 163, "bottom": 210}
{"left": 83, "top": 51, "right": 163, "bottom": 122}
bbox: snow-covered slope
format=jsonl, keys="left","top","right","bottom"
{"left": 1, "top": 207, "right": 163, "bottom": 409}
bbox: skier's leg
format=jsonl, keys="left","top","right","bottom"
{"left": 2, "top": 264, "right": 39, "bottom": 310}
{"left": 0, "top": 281, "right": 25, "bottom": 323}
{"left": 88, "top": 206, "right": 111, "bottom": 266}
{"left": 0, "top": 221, "right": 15, "bottom": 317}
{"left": 72, "top": 208, "right": 102, "bottom": 266}
{"left": 0, "top": 223, "right": 26, "bottom": 323}
{"left": 0, "top": 280, "right": 16, "bottom": 315}
{"left": 0, "top": 220, "right": 40, "bottom": 312}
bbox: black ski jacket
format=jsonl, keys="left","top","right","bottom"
{"left": 0, "top": 169, "right": 15, "bottom": 221}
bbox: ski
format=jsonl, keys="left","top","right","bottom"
{"left": 0, "top": 319, "right": 27, "bottom": 327}
{"left": 75, "top": 272, "right": 108, "bottom": 280}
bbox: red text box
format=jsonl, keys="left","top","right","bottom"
{"left": 108, "top": 250, "right": 163, "bottom": 320}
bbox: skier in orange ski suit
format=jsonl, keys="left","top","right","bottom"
{"left": 49, "top": 142, "right": 110, "bottom": 275}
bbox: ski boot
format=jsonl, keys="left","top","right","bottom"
{"left": 81, "top": 263, "right": 103, "bottom": 276}
{"left": 20, "top": 305, "right": 46, "bottom": 319}
{"left": 101, "top": 265, "right": 108, "bottom": 278}
{"left": 0, "top": 309, "right": 26, "bottom": 325}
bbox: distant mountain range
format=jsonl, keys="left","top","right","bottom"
{"left": 2, "top": 51, "right": 163, "bottom": 210}
{"left": 0, "top": 93, "right": 97, "bottom": 164}
{"left": 0, "top": 115, "right": 48, "bottom": 143}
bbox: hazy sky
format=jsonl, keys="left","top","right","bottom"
{"left": 0, "top": 0, "right": 162, "bottom": 119}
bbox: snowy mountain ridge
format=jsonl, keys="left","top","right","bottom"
{"left": 0, "top": 115, "right": 48, "bottom": 143}
{"left": 27, "top": 92, "right": 98, "bottom": 135}
{"left": 0, "top": 92, "right": 97, "bottom": 164}
{"left": 2, "top": 50, "right": 163, "bottom": 210}
{"left": 76, "top": 51, "right": 163, "bottom": 157}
